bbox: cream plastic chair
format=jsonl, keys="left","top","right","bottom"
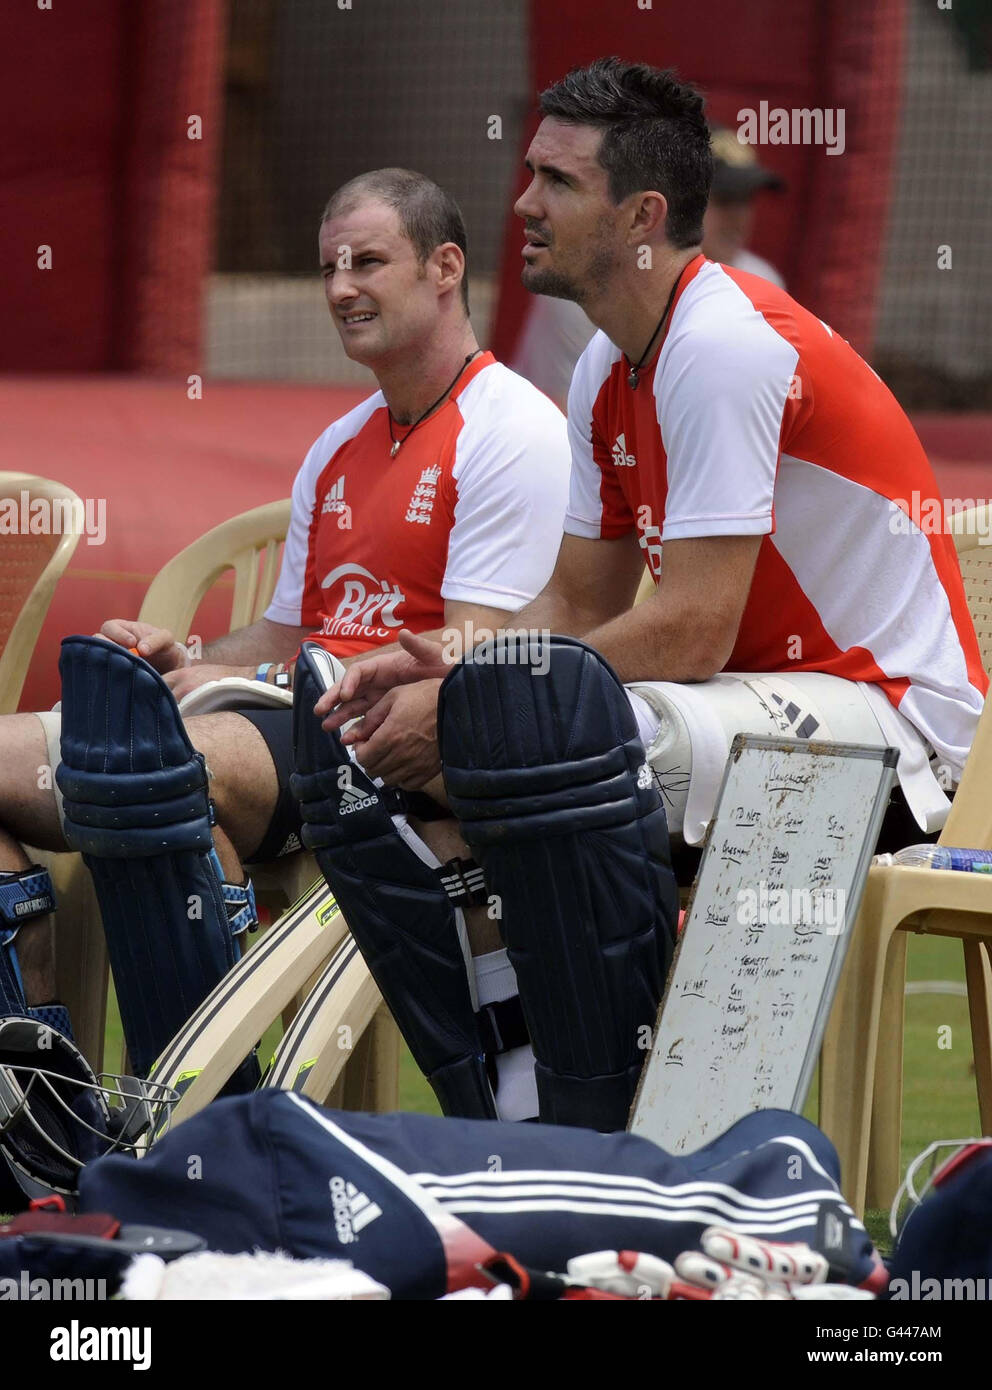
{"left": 138, "top": 498, "right": 292, "bottom": 638}
{"left": 634, "top": 565, "right": 656, "bottom": 607}
{"left": 819, "top": 504, "right": 992, "bottom": 1215}
{"left": 0, "top": 472, "right": 83, "bottom": 713}
{"left": 0, "top": 473, "right": 104, "bottom": 1062}
{"left": 950, "top": 504, "right": 992, "bottom": 669}
{"left": 140, "top": 497, "right": 398, "bottom": 1108}
{"left": 57, "top": 498, "right": 397, "bottom": 1104}
{"left": 137, "top": 499, "right": 317, "bottom": 903}
{"left": 40, "top": 501, "right": 295, "bottom": 1066}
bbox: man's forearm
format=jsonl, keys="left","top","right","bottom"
{"left": 580, "top": 600, "right": 729, "bottom": 685}
{"left": 512, "top": 592, "right": 727, "bottom": 685}
{"left": 507, "top": 589, "right": 603, "bottom": 642}
{"left": 203, "top": 618, "right": 310, "bottom": 667}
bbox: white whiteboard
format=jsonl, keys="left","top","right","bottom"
{"left": 630, "top": 735, "right": 898, "bottom": 1152}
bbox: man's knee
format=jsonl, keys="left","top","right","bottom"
{"left": 184, "top": 712, "right": 281, "bottom": 860}
{"left": 0, "top": 714, "right": 67, "bottom": 852}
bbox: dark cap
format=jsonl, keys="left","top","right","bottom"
{"left": 710, "top": 126, "right": 787, "bottom": 201}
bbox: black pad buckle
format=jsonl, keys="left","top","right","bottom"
{"left": 475, "top": 994, "right": 530, "bottom": 1056}
{"left": 438, "top": 857, "right": 488, "bottom": 909}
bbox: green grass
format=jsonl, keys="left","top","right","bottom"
{"left": 900, "top": 935, "right": 981, "bottom": 1154}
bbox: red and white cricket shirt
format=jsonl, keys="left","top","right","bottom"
{"left": 565, "top": 256, "right": 986, "bottom": 771}
{"left": 267, "top": 352, "right": 569, "bottom": 657}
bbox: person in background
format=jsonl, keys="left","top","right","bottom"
{"left": 702, "top": 126, "right": 786, "bottom": 287}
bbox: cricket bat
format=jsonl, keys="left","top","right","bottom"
{"left": 148, "top": 875, "right": 349, "bottom": 1129}
{"left": 260, "top": 935, "right": 383, "bottom": 1103}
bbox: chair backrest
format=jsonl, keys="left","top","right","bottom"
{"left": 634, "top": 566, "right": 655, "bottom": 607}
{"left": 950, "top": 504, "right": 992, "bottom": 676}
{"left": 0, "top": 471, "right": 83, "bottom": 712}
{"left": 938, "top": 504, "right": 992, "bottom": 848}
{"left": 138, "top": 499, "right": 291, "bottom": 640}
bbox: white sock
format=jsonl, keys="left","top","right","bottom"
{"left": 474, "top": 948, "right": 538, "bottom": 1122}
{"left": 491, "top": 1044, "right": 539, "bottom": 1123}
{"left": 474, "top": 946, "right": 517, "bottom": 1008}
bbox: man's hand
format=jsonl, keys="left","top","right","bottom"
{"left": 162, "top": 662, "right": 254, "bottom": 700}
{"left": 97, "top": 620, "right": 189, "bottom": 674}
{"left": 317, "top": 630, "right": 451, "bottom": 729}
{"left": 342, "top": 679, "right": 444, "bottom": 788}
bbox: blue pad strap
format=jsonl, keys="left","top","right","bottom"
{"left": 439, "top": 635, "right": 679, "bottom": 1132}
{"left": 216, "top": 867, "right": 259, "bottom": 938}
{"left": 0, "top": 865, "right": 58, "bottom": 1019}
{"left": 56, "top": 636, "right": 259, "bottom": 1086}
{"left": 0, "top": 866, "right": 56, "bottom": 927}
{"left": 291, "top": 642, "right": 496, "bottom": 1120}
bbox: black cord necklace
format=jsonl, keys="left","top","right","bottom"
{"left": 388, "top": 350, "right": 482, "bottom": 457}
{"left": 625, "top": 264, "right": 690, "bottom": 391}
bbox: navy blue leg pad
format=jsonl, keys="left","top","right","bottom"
{"left": 0, "top": 864, "right": 58, "bottom": 1019}
{"left": 290, "top": 643, "right": 496, "bottom": 1120}
{"left": 438, "top": 635, "right": 679, "bottom": 1132}
{"left": 56, "top": 637, "right": 259, "bottom": 1086}
{"left": 0, "top": 941, "right": 25, "bottom": 1018}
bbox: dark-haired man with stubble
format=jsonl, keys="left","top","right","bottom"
{"left": 313, "top": 61, "right": 984, "bottom": 1132}
{"left": 0, "top": 169, "right": 568, "bottom": 1106}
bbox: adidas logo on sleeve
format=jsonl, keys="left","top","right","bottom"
{"left": 612, "top": 433, "right": 637, "bottom": 467}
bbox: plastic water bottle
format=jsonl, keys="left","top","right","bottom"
{"left": 886, "top": 845, "right": 992, "bottom": 872}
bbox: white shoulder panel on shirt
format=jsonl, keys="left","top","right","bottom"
{"left": 656, "top": 263, "right": 799, "bottom": 419}
{"left": 567, "top": 329, "right": 622, "bottom": 427}
{"left": 652, "top": 265, "right": 798, "bottom": 540}
{"left": 451, "top": 359, "right": 568, "bottom": 482}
